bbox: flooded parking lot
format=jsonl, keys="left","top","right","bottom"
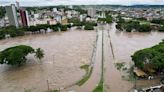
{"left": 0, "top": 30, "right": 96, "bottom": 92}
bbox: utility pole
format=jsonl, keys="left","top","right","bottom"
{"left": 102, "top": 25, "right": 104, "bottom": 92}
{"left": 47, "top": 80, "right": 50, "bottom": 92}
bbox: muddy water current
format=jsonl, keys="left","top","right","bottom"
{"left": 0, "top": 30, "right": 96, "bottom": 92}
{"left": 0, "top": 23, "right": 164, "bottom": 92}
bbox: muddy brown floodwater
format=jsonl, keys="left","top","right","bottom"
{"left": 0, "top": 23, "right": 164, "bottom": 92}
{"left": 104, "top": 23, "right": 164, "bottom": 92}
{"left": 65, "top": 30, "right": 103, "bottom": 92}
{"left": 0, "top": 29, "right": 96, "bottom": 92}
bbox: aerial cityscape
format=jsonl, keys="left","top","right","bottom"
{"left": 0, "top": 0, "right": 164, "bottom": 92}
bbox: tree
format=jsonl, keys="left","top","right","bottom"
{"left": 35, "top": 48, "right": 44, "bottom": 61}
{"left": 84, "top": 25, "right": 94, "bottom": 30}
{"left": 0, "top": 45, "right": 34, "bottom": 66}
{"left": 151, "top": 19, "right": 164, "bottom": 25}
{"left": 98, "top": 18, "right": 106, "bottom": 23}
{"left": 0, "top": 45, "right": 44, "bottom": 66}
{"left": 138, "top": 24, "right": 151, "bottom": 32}
{"left": 124, "top": 23, "right": 133, "bottom": 32}
{"left": 117, "top": 16, "right": 125, "bottom": 23}
{"left": 125, "top": 26, "right": 132, "bottom": 32}
{"left": 97, "top": 16, "right": 112, "bottom": 24}
{"left": 159, "top": 26, "right": 164, "bottom": 32}
{"left": 67, "top": 24, "right": 72, "bottom": 28}
{"left": 60, "top": 25, "right": 68, "bottom": 31}
{"left": 28, "top": 26, "right": 39, "bottom": 32}
{"left": 0, "top": 26, "right": 25, "bottom": 40}
{"left": 116, "top": 23, "right": 123, "bottom": 31}
{"left": 52, "top": 26, "right": 59, "bottom": 31}
{"left": 131, "top": 41, "right": 164, "bottom": 72}
{"left": 68, "top": 18, "right": 83, "bottom": 27}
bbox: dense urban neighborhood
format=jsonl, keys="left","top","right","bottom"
{"left": 0, "top": 2, "right": 164, "bottom": 92}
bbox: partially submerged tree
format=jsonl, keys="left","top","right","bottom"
{"left": 0, "top": 45, "right": 44, "bottom": 66}
{"left": 131, "top": 40, "right": 164, "bottom": 72}
{"left": 35, "top": 48, "right": 44, "bottom": 61}
{"left": 84, "top": 25, "right": 94, "bottom": 30}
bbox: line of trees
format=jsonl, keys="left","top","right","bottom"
{"left": 0, "top": 23, "right": 69, "bottom": 40}
{"left": 97, "top": 15, "right": 113, "bottom": 23}
{"left": 116, "top": 17, "right": 164, "bottom": 32}
{"left": 131, "top": 40, "right": 164, "bottom": 73}
{"left": 151, "top": 19, "right": 164, "bottom": 32}
{"left": 0, "top": 20, "right": 97, "bottom": 40}
{"left": 116, "top": 17, "right": 152, "bottom": 32}
{"left": 0, "top": 45, "right": 44, "bottom": 66}
{"left": 68, "top": 18, "right": 97, "bottom": 30}
{"left": 68, "top": 18, "right": 97, "bottom": 26}
{"left": 84, "top": 22, "right": 97, "bottom": 30}
{"left": 159, "top": 26, "right": 164, "bottom": 32}
{"left": 25, "top": 23, "right": 68, "bottom": 32}
{"left": 0, "top": 26, "right": 25, "bottom": 39}
{"left": 151, "top": 19, "right": 164, "bottom": 25}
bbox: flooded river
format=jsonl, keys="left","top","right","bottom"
{"left": 0, "top": 23, "right": 164, "bottom": 92}
{"left": 0, "top": 30, "right": 96, "bottom": 92}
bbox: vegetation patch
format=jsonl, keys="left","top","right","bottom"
{"left": 159, "top": 26, "right": 164, "bottom": 32}
{"left": 84, "top": 25, "right": 94, "bottom": 30}
{"left": 97, "top": 15, "right": 113, "bottom": 23}
{"left": 0, "top": 23, "right": 70, "bottom": 40}
{"left": 80, "top": 64, "right": 90, "bottom": 72}
{"left": 76, "top": 64, "right": 93, "bottom": 86}
{"left": 92, "top": 80, "right": 103, "bottom": 92}
{"left": 151, "top": 19, "right": 164, "bottom": 25}
{"left": 0, "top": 45, "right": 44, "bottom": 66}
{"left": 115, "top": 62, "right": 126, "bottom": 70}
{"left": 116, "top": 17, "right": 152, "bottom": 32}
{"left": 122, "top": 66, "right": 136, "bottom": 81}
{"left": 122, "top": 74, "right": 136, "bottom": 82}
{"left": 0, "top": 26, "right": 25, "bottom": 40}
{"left": 131, "top": 40, "right": 164, "bottom": 73}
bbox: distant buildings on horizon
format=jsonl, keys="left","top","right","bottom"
{"left": 2, "top": 3, "right": 164, "bottom": 28}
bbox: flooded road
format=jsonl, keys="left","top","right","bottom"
{"left": 0, "top": 30, "right": 96, "bottom": 92}
{"left": 104, "top": 23, "right": 164, "bottom": 92}
{"left": 76, "top": 30, "right": 102, "bottom": 92}
{"left": 104, "top": 26, "right": 133, "bottom": 92}
{"left": 65, "top": 30, "right": 103, "bottom": 92}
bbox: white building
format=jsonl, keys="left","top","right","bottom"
{"left": 101, "top": 11, "right": 106, "bottom": 18}
{"left": 87, "top": 8, "right": 96, "bottom": 18}
{"left": 34, "top": 14, "right": 39, "bottom": 19}
{"left": 80, "top": 15, "right": 84, "bottom": 22}
{"left": 68, "top": 5, "right": 73, "bottom": 9}
{"left": 55, "top": 14, "right": 62, "bottom": 23}
{"left": 53, "top": 8, "right": 58, "bottom": 13}
{"left": 0, "top": 18, "right": 5, "bottom": 27}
